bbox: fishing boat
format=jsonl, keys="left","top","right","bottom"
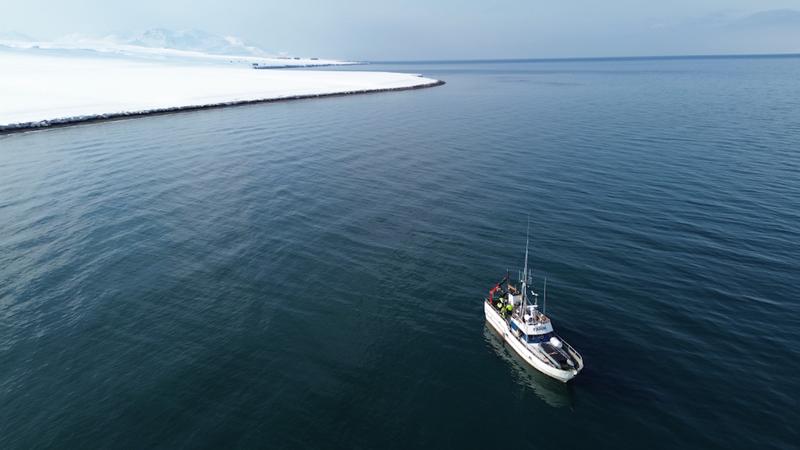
{"left": 484, "top": 230, "right": 584, "bottom": 382}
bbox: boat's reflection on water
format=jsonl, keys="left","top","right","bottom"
{"left": 483, "top": 323, "right": 574, "bottom": 409}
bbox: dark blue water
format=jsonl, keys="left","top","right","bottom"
{"left": 1, "top": 57, "right": 799, "bottom": 449}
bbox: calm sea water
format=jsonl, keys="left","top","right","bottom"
{"left": 1, "top": 57, "right": 799, "bottom": 449}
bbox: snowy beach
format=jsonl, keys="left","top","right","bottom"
{"left": 0, "top": 47, "right": 442, "bottom": 131}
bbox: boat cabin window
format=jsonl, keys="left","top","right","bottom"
{"left": 525, "top": 332, "right": 554, "bottom": 344}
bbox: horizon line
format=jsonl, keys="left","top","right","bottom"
{"left": 368, "top": 52, "right": 800, "bottom": 64}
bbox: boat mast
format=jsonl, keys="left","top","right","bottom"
{"left": 521, "top": 218, "right": 531, "bottom": 319}
{"left": 523, "top": 219, "right": 530, "bottom": 287}
{"left": 543, "top": 276, "right": 547, "bottom": 314}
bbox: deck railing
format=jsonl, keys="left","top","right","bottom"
{"left": 560, "top": 339, "right": 584, "bottom": 369}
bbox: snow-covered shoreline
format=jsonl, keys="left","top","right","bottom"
{"left": 0, "top": 81, "right": 444, "bottom": 133}
{"left": 0, "top": 49, "right": 443, "bottom": 133}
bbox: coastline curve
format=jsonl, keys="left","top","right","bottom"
{"left": 0, "top": 80, "right": 445, "bottom": 135}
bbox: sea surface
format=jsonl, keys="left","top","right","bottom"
{"left": 1, "top": 56, "right": 799, "bottom": 449}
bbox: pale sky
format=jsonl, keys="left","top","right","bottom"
{"left": 2, "top": 0, "right": 800, "bottom": 59}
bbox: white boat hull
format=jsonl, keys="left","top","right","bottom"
{"left": 484, "top": 302, "right": 579, "bottom": 383}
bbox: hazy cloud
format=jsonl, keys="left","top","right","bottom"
{"left": 1, "top": 1, "right": 799, "bottom": 59}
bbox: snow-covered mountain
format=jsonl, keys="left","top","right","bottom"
{"left": 46, "top": 29, "right": 269, "bottom": 56}
{"left": 0, "top": 28, "right": 268, "bottom": 57}
{"left": 0, "top": 31, "right": 35, "bottom": 42}
{"left": 0, "top": 28, "right": 354, "bottom": 67}
{"left": 120, "top": 28, "right": 267, "bottom": 56}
